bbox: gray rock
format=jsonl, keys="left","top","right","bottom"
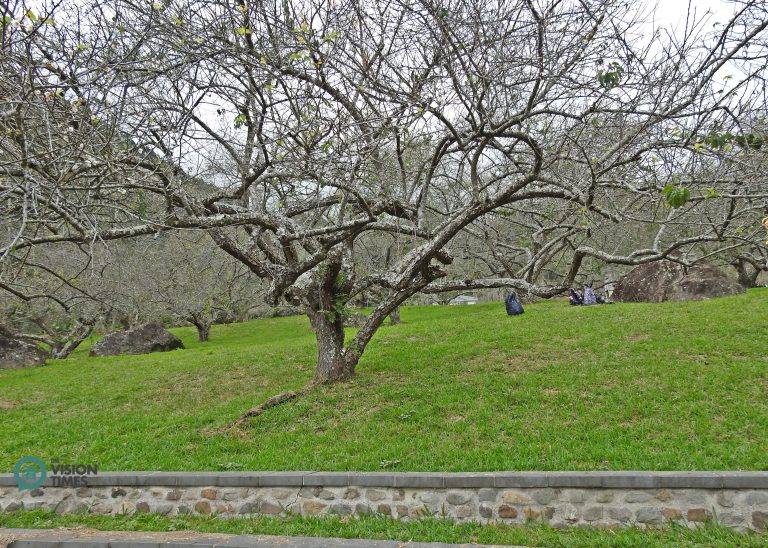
{"left": 558, "top": 490, "right": 584, "bottom": 503}
{"left": 0, "top": 335, "right": 47, "bottom": 370}
{"left": 155, "top": 503, "right": 174, "bottom": 515}
{"left": 56, "top": 501, "right": 87, "bottom": 514}
{"left": 418, "top": 492, "right": 441, "bottom": 504}
{"left": 718, "top": 512, "right": 744, "bottom": 526}
{"left": 91, "top": 503, "right": 113, "bottom": 515}
{"left": 270, "top": 488, "right": 294, "bottom": 500}
{"left": 330, "top": 503, "right": 352, "bottom": 516}
{"left": 260, "top": 501, "right": 282, "bottom": 514}
{"left": 453, "top": 505, "right": 473, "bottom": 519}
{"left": 685, "top": 491, "right": 708, "bottom": 504}
{"left": 89, "top": 322, "right": 184, "bottom": 357}
{"left": 238, "top": 502, "right": 259, "bottom": 514}
{"left": 607, "top": 507, "right": 632, "bottom": 522}
{"left": 446, "top": 491, "right": 472, "bottom": 505}
{"left": 613, "top": 260, "right": 744, "bottom": 303}
{"left": 716, "top": 491, "right": 735, "bottom": 508}
{"left": 366, "top": 489, "right": 386, "bottom": 501}
{"left": 583, "top": 506, "right": 603, "bottom": 521}
{"left": 624, "top": 491, "right": 652, "bottom": 503}
{"left": 745, "top": 492, "right": 768, "bottom": 506}
{"left": 636, "top": 507, "right": 663, "bottom": 524}
{"left": 478, "top": 488, "right": 497, "bottom": 502}
{"left": 298, "top": 487, "right": 316, "bottom": 498}
{"left": 532, "top": 489, "right": 555, "bottom": 505}
{"left": 479, "top": 504, "right": 493, "bottom": 518}
{"left": 595, "top": 491, "right": 614, "bottom": 503}
{"left": 344, "top": 487, "right": 360, "bottom": 500}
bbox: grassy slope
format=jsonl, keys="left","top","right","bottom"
{"left": 0, "top": 289, "right": 766, "bottom": 472}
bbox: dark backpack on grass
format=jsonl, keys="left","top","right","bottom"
{"left": 505, "top": 293, "right": 524, "bottom": 316}
{"left": 569, "top": 288, "right": 583, "bottom": 306}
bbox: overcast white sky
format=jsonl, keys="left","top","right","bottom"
{"left": 652, "top": 0, "right": 737, "bottom": 32}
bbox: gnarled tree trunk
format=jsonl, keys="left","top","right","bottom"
{"left": 307, "top": 309, "right": 353, "bottom": 383}
{"left": 732, "top": 258, "right": 760, "bottom": 288}
{"left": 194, "top": 321, "right": 212, "bottom": 342}
{"left": 189, "top": 314, "right": 213, "bottom": 342}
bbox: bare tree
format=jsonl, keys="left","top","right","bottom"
{"left": 108, "top": 233, "right": 262, "bottom": 342}
{"left": 0, "top": 247, "right": 99, "bottom": 359}
{"left": 2, "top": 0, "right": 767, "bottom": 395}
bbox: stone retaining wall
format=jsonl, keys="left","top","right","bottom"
{"left": 1, "top": 472, "right": 767, "bottom": 531}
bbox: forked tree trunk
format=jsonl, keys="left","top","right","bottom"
{"left": 196, "top": 323, "right": 211, "bottom": 342}
{"left": 732, "top": 259, "right": 760, "bottom": 288}
{"left": 307, "top": 310, "right": 354, "bottom": 383}
{"left": 190, "top": 316, "right": 212, "bottom": 342}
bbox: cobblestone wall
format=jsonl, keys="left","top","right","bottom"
{"left": 1, "top": 473, "right": 767, "bottom": 531}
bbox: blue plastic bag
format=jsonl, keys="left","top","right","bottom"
{"left": 505, "top": 293, "right": 524, "bottom": 315}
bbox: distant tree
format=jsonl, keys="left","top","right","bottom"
{"left": 0, "top": 247, "right": 99, "bottom": 359}
{"left": 105, "top": 233, "right": 262, "bottom": 342}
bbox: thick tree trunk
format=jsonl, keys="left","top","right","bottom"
{"left": 308, "top": 310, "right": 354, "bottom": 383}
{"left": 732, "top": 259, "right": 759, "bottom": 288}
{"left": 389, "top": 306, "right": 401, "bottom": 325}
{"left": 190, "top": 315, "right": 212, "bottom": 342}
{"left": 195, "top": 322, "right": 211, "bottom": 342}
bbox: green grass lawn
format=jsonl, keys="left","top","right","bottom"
{"left": 1, "top": 289, "right": 767, "bottom": 472}
{"left": 1, "top": 510, "right": 766, "bottom": 548}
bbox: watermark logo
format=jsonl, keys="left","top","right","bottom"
{"left": 13, "top": 456, "right": 47, "bottom": 492}
{"left": 49, "top": 459, "right": 98, "bottom": 487}
{"left": 12, "top": 457, "right": 98, "bottom": 491}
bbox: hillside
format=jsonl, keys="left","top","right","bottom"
{"left": 1, "top": 290, "right": 766, "bottom": 472}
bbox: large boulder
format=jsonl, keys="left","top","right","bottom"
{"left": 0, "top": 336, "right": 47, "bottom": 370}
{"left": 89, "top": 322, "right": 184, "bottom": 357}
{"left": 613, "top": 260, "right": 745, "bottom": 303}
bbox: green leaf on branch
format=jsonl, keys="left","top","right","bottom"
{"left": 323, "top": 30, "right": 340, "bottom": 42}
{"left": 597, "top": 61, "right": 624, "bottom": 90}
{"left": 661, "top": 184, "right": 691, "bottom": 208}
{"left": 233, "top": 114, "right": 247, "bottom": 128}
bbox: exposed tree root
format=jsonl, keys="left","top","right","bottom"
{"left": 220, "top": 373, "right": 355, "bottom": 433}
{"left": 229, "top": 390, "right": 300, "bottom": 428}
